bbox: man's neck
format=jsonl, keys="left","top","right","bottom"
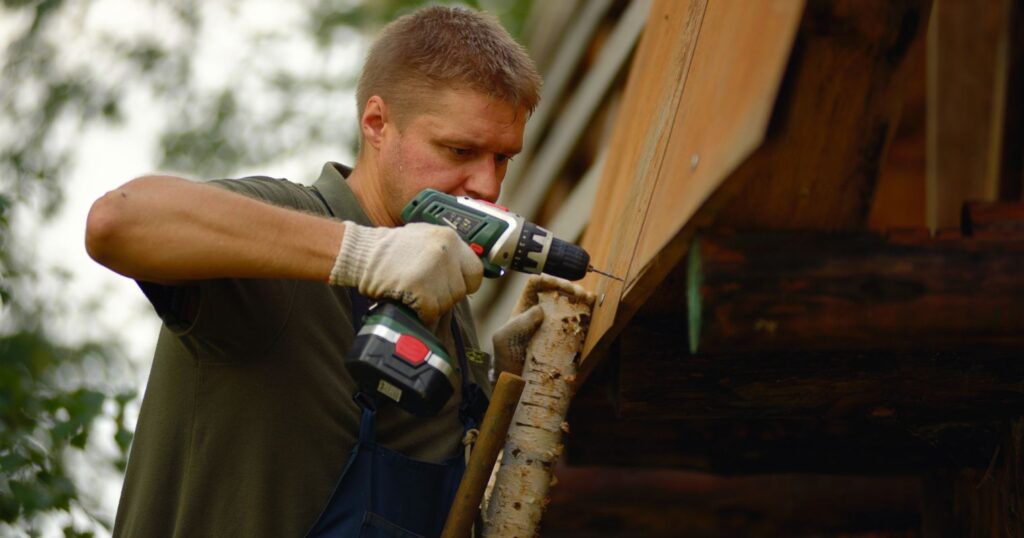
{"left": 347, "top": 157, "right": 399, "bottom": 228}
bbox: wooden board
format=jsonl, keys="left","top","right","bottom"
{"left": 716, "top": 0, "right": 931, "bottom": 230}
{"left": 926, "top": 0, "right": 1013, "bottom": 228}
{"left": 579, "top": 0, "right": 804, "bottom": 370}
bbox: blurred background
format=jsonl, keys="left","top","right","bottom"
{"left": 0, "top": 1, "right": 534, "bottom": 535}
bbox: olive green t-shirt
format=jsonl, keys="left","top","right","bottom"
{"left": 113, "top": 162, "right": 490, "bottom": 538}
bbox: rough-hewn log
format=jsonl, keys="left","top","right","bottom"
{"left": 920, "top": 421, "right": 1024, "bottom": 538}
{"left": 715, "top": 0, "right": 930, "bottom": 231}
{"left": 683, "top": 230, "right": 1024, "bottom": 355}
{"left": 617, "top": 326, "right": 1024, "bottom": 422}
{"left": 541, "top": 465, "right": 920, "bottom": 538}
{"left": 961, "top": 201, "right": 1024, "bottom": 237}
{"left": 566, "top": 367, "right": 1003, "bottom": 473}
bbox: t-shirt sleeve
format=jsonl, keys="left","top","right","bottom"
{"left": 137, "top": 176, "right": 331, "bottom": 359}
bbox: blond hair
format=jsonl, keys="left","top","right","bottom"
{"left": 356, "top": 5, "right": 542, "bottom": 129}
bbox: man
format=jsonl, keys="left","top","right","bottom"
{"left": 86, "top": 6, "right": 562, "bottom": 537}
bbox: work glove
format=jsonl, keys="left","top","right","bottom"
{"left": 492, "top": 305, "right": 544, "bottom": 376}
{"left": 492, "top": 274, "right": 596, "bottom": 375}
{"left": 328, "top": 221, "right": 483, "bottom": 323}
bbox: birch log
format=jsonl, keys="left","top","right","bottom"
{"left": 484, "top": 289, "right": 592, "bottom": 537}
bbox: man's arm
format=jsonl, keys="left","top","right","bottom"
{"left": 85, "top": 174, "right": 483, "bottom": 322}
{"left": 86, "top": 175, "right": 342, "bottom": 285}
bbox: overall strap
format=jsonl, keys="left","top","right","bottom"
{"left": 348, "top": 287, "right": 378, "bottom": 425}
{"left": 452, "top": 317, "right": 488, "bottom": 430}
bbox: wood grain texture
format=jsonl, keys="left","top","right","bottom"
{"left": 566, "top": 366, "right": 1003, "bottom": 473}
{"left": 717, "top": 0, "right": 930, "bottom": 230}
{"left": 542, "top": 465, "right": 919, "bottom": 537}
{"left": 616, "top": 326, "right": 1024, "bottom": 422}
{"left": 681, "top": 229, "right": 1024, "bottom": 354}
{"left": 578, "top": 0, "right": 804, "bottom": 376}
{"left": 926, "top": 0, "right": 1013, "bottom": 229}
{"left": 578, "top": 0, "right": 708, "bottom": 366}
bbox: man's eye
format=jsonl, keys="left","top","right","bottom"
{"left": 449, "top": 147, "right": 471, "bottom": 157}
{"left": 495, "top": 154, "right": 512, "bottom": 164}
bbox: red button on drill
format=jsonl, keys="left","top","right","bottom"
{"left": 477, "top": 199, "right": 509, "bottom": 212}
{"left": 469, "top": 243, "right": 484, "bottom": 256}
{"left": 395, "top": 335, "right": 429, "bottom": 366}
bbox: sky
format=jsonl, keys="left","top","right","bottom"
{"left": 3, "top": 1, "right": 363, "bottom": 534}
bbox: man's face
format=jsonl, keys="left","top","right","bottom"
{"left": 377, "top": 87, "right": 527, "bottom": 221}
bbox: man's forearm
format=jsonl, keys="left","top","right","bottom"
{"left": 85, "top": 175, "right": 344, "bottom": 284}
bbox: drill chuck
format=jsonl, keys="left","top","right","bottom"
{"left": 509, "top": 221, "right": 589, "bottom": 281}
{"left": 544, "top": 237, "right": 590, "bottom": 281}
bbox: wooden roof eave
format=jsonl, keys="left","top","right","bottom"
{"left": 577, "top": 0, "right": 808, "bottom": 382}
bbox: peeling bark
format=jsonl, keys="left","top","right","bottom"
{"left": 484, "top": 290, "right": 592, "bottom": 537}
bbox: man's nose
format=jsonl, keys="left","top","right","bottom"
{"left": 463, "top": 158, "right": 501, "bottom": 202}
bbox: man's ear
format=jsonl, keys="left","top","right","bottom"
{"left": 361, "top": 96, "right": 389, "bottom": 150}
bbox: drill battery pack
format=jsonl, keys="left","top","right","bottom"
{"left": 345, "top": 302, "right": 456, "bottom": 417}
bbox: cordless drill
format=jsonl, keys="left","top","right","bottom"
{"left": 345, "top": 189, "right": 590, "bottom": 416}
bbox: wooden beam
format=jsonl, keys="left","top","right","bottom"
{"left": 962, "top": 201, "right": 1024, "bottom": 237}
{"left": 926, "top": 0, "right": 1014, "bottom": 228}
{"left": 1000, "top": 0, "right": 1024, "bottom": 201}
{"left": 578, "top": 0, "right": 804, "bottom": 373}
{"left": 578, "top": 1, "right": 931, "bottom": 384}
{"left": 502, "top": 0, "right": 650, "bottom": 222}
{"left": 678, "top": 229, "right": 1024, "bottom": 355}
{"left": 920, "top": 421, "right": 1024, "bottom": 538}
{"left": 566, "top": 368, "right": 1003, "bottom": 473}
{"left": 616, "top": 326, "right": 1024, "bottom": 422}
{"left": 542, "top": 465, "right": 920, "bottom": 537}
{"left": 715, "top": 0, "right": 930, "bottom": 230}
{"left": 506, "top": 0, "right": 615, "bottom": 187}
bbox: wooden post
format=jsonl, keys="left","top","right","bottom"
{"left": 483, "top": 290, "right": 592, "bottom": 537}
{"left": 442, "top": 372, "right": 526, "bottom": 538}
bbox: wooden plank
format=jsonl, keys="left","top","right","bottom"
{"left": 1002, "top": 0, "right": 1024, "bottom": 201}
{"left": 926, "top": 0, "right": 1013, "bottom": 228}
{"left": 506, "top": 0, "right": 615, "bottom": 188}
{"left": 577, "top": 0, "right": 712, "bottom": 365}
{"left": 632, "top": 0, "right": 806, "bottom": 268}
{"left": 522, "top": 0, "right": 581, "bottom": 74}
{"left": 716, "top": 0, "right": 931, "bottom": 231}
{"left": 867, "top": 22, "right": 928, "bottom": 230}
{"left": 502, "top": 0, "right": 650, "bottom": 222}
{"left": 578, "top": 0, "right": 804, "bottom": 372}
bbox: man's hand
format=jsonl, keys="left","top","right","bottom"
{"left": 329, "top": 221, "right": 483, "bottom": 323}
{"left": 493, "top": 274, "right": 596, "bottom": 375}
{"left": 492, "top": 305, "right": 544, "bottom": 376}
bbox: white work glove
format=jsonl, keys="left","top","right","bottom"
{"left": 328, "top": 221, "right": 483, "bottom": 323}
{"left": 492, "top": 305, "right": 544, "bottom": 376}
{"left": 492, "top": 274, "right": 596, "bottom": 375}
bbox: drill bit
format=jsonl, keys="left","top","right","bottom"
{"left": 587, "top": 265, "right": 624, "bottom": 282}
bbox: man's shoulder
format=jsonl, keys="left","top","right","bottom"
{"left": 208, "top": 175, "right": 330, "bottom": 215}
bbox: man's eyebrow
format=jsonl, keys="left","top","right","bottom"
{"left": 438, "top": 137, "right": 521, "bottom": 155}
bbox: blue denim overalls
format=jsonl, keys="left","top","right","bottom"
{"left": 306, "top": 291, "right": 488, "bottom": 538}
